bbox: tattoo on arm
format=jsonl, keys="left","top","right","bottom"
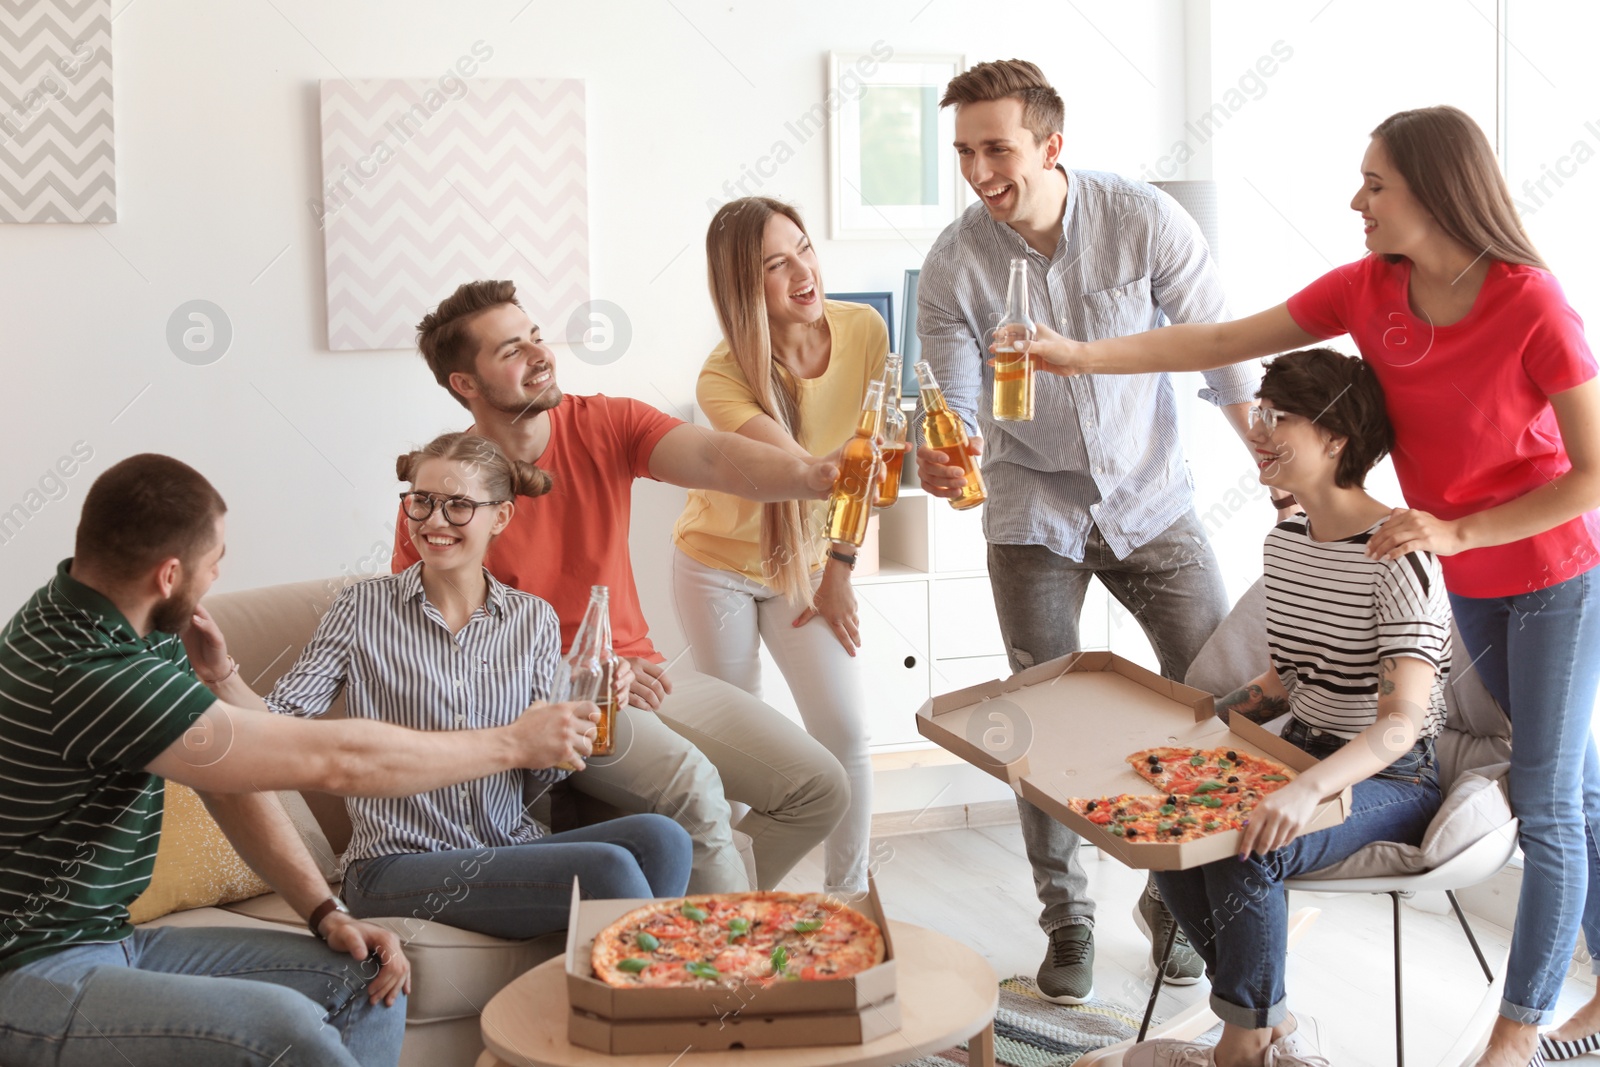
{"left": 1216, "top": 683, "right": 1291, "bottom": 725}
{"left": 1378, "top": 657, "right": 1398, "bottom": 696}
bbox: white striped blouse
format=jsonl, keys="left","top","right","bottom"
{"left": 265, "top": 564, "right": 564, "bottom": 870}
{"left": 1265, "top": 515, "right": 1452, "bottom": 739}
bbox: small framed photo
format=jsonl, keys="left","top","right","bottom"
{"left": 828, "top": 51, "right": 967, "bottom": 240}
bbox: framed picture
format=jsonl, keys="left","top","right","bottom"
{"left": 826, "top": 290, "right": 894, "bottom": 347}
{"left": 899, "top": 269, "right": 921, "bottom": 391}
{"left": 828, "top": 51, "right": 967, "bottom": 240}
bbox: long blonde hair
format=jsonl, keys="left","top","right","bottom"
{"left": 706, "top": 197, "right": 822, "bottom": 607}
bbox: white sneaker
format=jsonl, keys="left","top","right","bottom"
{"left": 1274, "top": 1012, "right": 1331, "bottom": 1061}
{"left": 1123, "top": 1039, "right": 1216, "bottom": 1067}
{"left": 1265, "top": 1044, "right": 1332, "bottom": 1066}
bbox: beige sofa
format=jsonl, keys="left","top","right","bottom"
{"left": 136, "top": 575, "right": 693, "bottom": 1067}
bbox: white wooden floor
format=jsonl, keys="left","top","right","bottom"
{"left": 776, "top": 821, "right": 1598, "bottom": 1067}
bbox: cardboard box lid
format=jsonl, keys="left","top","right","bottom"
{"left": 916, "top": 651, "right": 1350, "bottom": 870}
{"left": 564, "top": 878, "right": 897, "bottom": 1020}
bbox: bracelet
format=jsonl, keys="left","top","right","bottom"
{"left": 1270, "top": 493, "right": 1298, "bottom": 510}
{"left": 827, "top": 549, "right": 857, "bottom": 570}
{"left": 199, "top": 656, "right": 239, "bottom": 687}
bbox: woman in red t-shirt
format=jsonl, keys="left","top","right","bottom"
{"left": 1016, "top": 106, "right": 1600, "bottom": 1067}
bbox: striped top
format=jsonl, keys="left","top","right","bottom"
{"left": 916, "top": 168, "right": 1260, "bottom": 561}
{"left": 0, "top": 561, "right": 218, "bottom": 972}
{"left": 265, "top": 564, "right": 564, "bottom": 871}
{"left": 1265, "top": 516, "right": 1452, "bottom": 739}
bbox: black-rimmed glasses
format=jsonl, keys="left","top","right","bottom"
{"left": 400, "top": 491, "right": 507, "bottom": 527}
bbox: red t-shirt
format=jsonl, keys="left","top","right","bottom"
{"left": 1287, "top": 255, "right": 1600, "bottom": 597}
{"left": 392, "top": 394, "right": 682, "bottom": 660}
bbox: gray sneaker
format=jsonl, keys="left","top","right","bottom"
{"left": 1133, "top": 882, "right": 1204, "bottom": 985}
{"left": 1036, "top": 923, "right": 1095, "bottom": 1003}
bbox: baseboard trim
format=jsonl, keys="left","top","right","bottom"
{"left": 871, "top": 799, "right": 1019, "bottom": 838}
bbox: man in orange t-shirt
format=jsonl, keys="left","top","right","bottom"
{"left": 393, "top": 280, "right": 849, "bottom": 891}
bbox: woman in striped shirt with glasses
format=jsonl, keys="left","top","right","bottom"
{"left": 265, "top": 432, "right": 691, "bottom": 937}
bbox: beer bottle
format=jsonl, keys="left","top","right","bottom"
{"left": 565, "top": 585, "right": 616, "bottom": 757}
{"left": 915, "top": 360, "right": 987, "bottom": 511}
{"left": 875, "top": 354, "right": 908, "bottom": 509}
{"left": 992, "top": 257, "right": 1036, "bottom": 422}
{"left": 825, "top": 378, "right": 886, "bottom": 546}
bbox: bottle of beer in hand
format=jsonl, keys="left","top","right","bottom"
{"left": 875, "top": 354, "right": 908, "bottom": 509}
{"left": 825, "top": 378, "right": 886, "bottom": 546}
{"left": 915, "top": 360, "right": 987, "bottom": 511}
{"left": 565, "top": 586, "right": 616, "bottom": 757}
{"left": 992, "top": 257, "right": 1036, "bottom": 422}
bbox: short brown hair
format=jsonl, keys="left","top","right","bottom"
{"left": 1258, "top": 348, "right": 1393, "bottom": 490}
{"left": 396, "top": 431, "right": 553, "bottom": 501}
{"left": 1370, "top": 106, "right": 1546, "bottom": 271}
{"left": 75, "top": 454, "right": 226, "bottom": 582}
{"left": 416, "top": 280, "right": 522, "bottom": 410}
{"left": 939, "top": 59, "right": 1064, "bottom": 145}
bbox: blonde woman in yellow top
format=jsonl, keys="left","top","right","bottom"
{"left": 672, "top": 197, "right": 888, "bottom": 896}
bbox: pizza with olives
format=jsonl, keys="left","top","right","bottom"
{"left": 590, "top": 891, "right": 885, "bottom": 989}
{"left": 1065, "top": 746, "right": 1299, "bottom": 844}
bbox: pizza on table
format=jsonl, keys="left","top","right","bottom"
{"left": 591, "top": 892, "right": 885, "bottom": 989}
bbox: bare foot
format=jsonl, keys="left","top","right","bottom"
{"left": 1476, "top": 1017, "right": 1539, "bottom": 1067}
{"left": 1544, "top": 994, "right": 1600, "bottom": 1044}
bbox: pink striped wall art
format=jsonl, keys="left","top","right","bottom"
{"left": 318, "top": 76, "right": 590, "bottom": 351}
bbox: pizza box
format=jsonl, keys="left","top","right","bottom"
{"left": 569, "top": 996, "right": 902, "bottom": 1054}
{"left": 563, "top": 876, "right": 897, "bottom": 1023}
{"left": 915, "top": 650, "right": 1351, "bottom": 870}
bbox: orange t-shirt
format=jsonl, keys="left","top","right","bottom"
{"left": 391, "top": 394, "right": 682, "bottom": 661}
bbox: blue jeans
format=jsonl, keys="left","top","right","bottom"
{"left": 0, "top": 925, "right": 404, "bottom": 1066}
{"left": 1154, "top": 723, "right": 1442, "bottom": 1030}
{"left": 342, "top": 814, "right": 693, "bottom": 940}
{"left": 988, "top": 509, "right": 1231, "bottom": 932}
{"left": 1451, "top": 571, "right": 1600, "bottom": 1024}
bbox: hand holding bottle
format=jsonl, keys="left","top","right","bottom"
{"left": 516, "top": 699, "right": 600, "bottom": 772}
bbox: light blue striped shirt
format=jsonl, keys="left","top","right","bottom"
{"left": 916, "top": 168, "right": 1259, "bottom": 560}
{"left": 265, "top": 564, "right": 564, "bottom": 871}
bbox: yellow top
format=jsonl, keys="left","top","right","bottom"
{"left": 672, "top": 300, "right": 890, "bottom": 585}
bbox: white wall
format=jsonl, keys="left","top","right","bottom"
{"left": 1, "top": 0, "right": 1192, "bottom": 641}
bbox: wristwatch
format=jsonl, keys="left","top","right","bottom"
{"left": 308, "top": 895, "right": 350, "bottom": 940}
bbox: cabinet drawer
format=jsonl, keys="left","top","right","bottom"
{"left": 857, "top": 582, "right": 930, "bottom": 747}
{"left": 930, "top": 576, "right": 1006, "bottom": 659}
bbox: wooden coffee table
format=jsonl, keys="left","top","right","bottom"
{"left": 474, "top": 920, "right": 998, "bottom": 1067}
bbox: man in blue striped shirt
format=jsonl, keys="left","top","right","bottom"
{"left": 914, "top": 59, "right": 1291, "bottom": 1003}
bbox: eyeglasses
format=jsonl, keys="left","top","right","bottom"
{"left": 400, "top": 491, "right": 506, "bottom": 527}
{"left": 1248, "top": 405, "right": 1293, "bottom": 432}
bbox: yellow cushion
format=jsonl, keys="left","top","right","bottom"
{"left": 128, "top": 784, "right": 273, "bottom": 923}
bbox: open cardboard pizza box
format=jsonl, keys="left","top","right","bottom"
{"left": 916, "top": 651, "right": 1351, "bottom": 870}
{"left": 563, "top": 878, "right": 900, "bottom": 1052}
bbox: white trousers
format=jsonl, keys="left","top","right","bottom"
{"left": 671, "top": 548, "right": 871, "bottom": 893}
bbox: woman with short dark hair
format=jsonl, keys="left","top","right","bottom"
{"left": 1126, "top": 348, "right": 1450, "bottom": 1067}
{"left": 1021, "top": 106, "right": 1600, "bottom": 1067}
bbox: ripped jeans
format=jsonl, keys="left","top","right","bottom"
{"left": 987, "top": 508, "right": 1230, "bottom": 932}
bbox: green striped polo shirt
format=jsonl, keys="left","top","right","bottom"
{"left": 0, "top": 560, "right": 218, "bottom": 971}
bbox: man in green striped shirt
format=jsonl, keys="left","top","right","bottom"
{"left": 0, "top": 455, "right": 604, "bottom": 1067}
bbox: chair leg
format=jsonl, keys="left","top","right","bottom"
{"left": 1446, "top": 890, "right": 1496, "bottom": 983}
{"left": 1137, "top": 920, "right": 1177, "bottom": 1043}
{"left": 1393, "top": 891, "right": 1406, "bottom": 1067}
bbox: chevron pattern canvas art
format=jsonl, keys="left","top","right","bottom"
{"left": 319, "top": 77, "right": 590, "bottom": 351}
{"left": 0, "top": 0, "right": 114, "bottom": 223}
